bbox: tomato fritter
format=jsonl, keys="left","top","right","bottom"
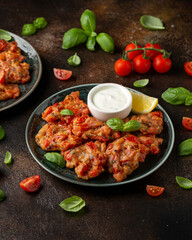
{"left": 0, "top": 83, "right": 20, "bottom": 100}
{"left": 42, "top": 91, "right": 90, "bottom": 124}
{"left": 63, "top": 141, "right": 107, "bottom": 180}
{"left": 35, "top": 122, "right": 83, "bottom": 151}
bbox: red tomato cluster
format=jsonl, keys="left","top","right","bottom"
{"left": 114, "top": 42, "right": 172, "bottom": 76}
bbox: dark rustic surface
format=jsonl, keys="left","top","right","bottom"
{"left": 1, "top": 0, "right": 192, "bottom": 239}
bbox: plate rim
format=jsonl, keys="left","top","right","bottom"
{"left": 25, "top": 83, "right": 175, "bottom": 187}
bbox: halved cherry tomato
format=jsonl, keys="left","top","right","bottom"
{"left": 19, "top": 175, "right": 41, "bottom": 192}
{"left": 125, "top": 43, "right": 143, "bottom": 60}
{"left": 0, "top": 40, "right": 7, "bottom": 52}
{"left": 184, "top": 62, "right": 192, "bottom": 76}
{"left": 146, "top": 185, "right": 165, "bottom": 197}
{"left": 0, "top": 69, "right": 5, "bottom": 84}
{"left": 153, "top": 55, "right": 172, "bottom": 73}
{"left": 144, "top": 42, "right": 162, "bottom": 60}
{"left": 53, "top": 68, "right": 72, "bottom": 80}
{"left": 133, "top": 55, "right": 151, "bottom": 74}
{"left": 114, "top": 58, "right": 132, "bottom": 76}
{"left": 182, "top": 117, "right": 192, "bottom": 131}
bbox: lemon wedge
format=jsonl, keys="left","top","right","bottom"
{"left": 130, "top": 90, "right": 158, "bottom": 114}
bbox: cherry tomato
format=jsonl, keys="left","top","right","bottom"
{"left": 144, "top": 42, "right": 162, "bottom": 60}
{"left": 19, "top": 175, "right": 41, "bottom": 192}
{"left": 133, "top": 55, "right": 151, "bottom": 74}
{"left": 0, "top": 40, "right": 7, "bottom": 52}
{"left": 146, "top": 185, "right": 165, "bottom": 197}
{"left": 182, "top": 117, "right": 192, "bottom": 131}
{"left": 53, "top": 68, "right": 72, "bottom": 80}
{"left": 184, "top": 62, "right": 192, "bottom": 76}
{"left": 153, "top": 55, "right": 172, "bottom": 73}
{"left": 125, "top": 43, "right": 143, "bottom": 60}
{"left": 114, "top": 58, "right": 132, "bottom": 76}
{"left": 0, "top": 69, "right": 5, "bottom": 84}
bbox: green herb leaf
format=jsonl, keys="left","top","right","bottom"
{"left": 62, "top": 28, "right": 87, "bottom": 49}
{"left": 96, "top": 33, "right": 115, "bottom": 54}
{"left": 4, "top": 151, "right": 12, "bottom": 165}
{"left": 123, "top": 120, "right": 141, "bottom": 132}
{"left": 0, "top": 125, "right": 5, "bottom": 140}
{"left": 67, "top": 53, "right": 81, "bottom": 66}
{"left": 106, "top": 118, "right": 124, "bottom": 131}
{"left": 140, "top": 15, "right": 165, "bottom": 30}
{"left": 0, "top": 29, "right": 12, "bottom": 41}
{"left": 80, "top": 9, "right": 96, "bottom": 33}
{"left": 33, "top": 17, "right": 47, "bottom": 29}
{"left": 44, "top": 152, "right": 66, "bottom": 168}
{"left": 185, "top": 96, "right": 192, "bottom": 106}
{"left": 176, "top": 176, "right": 192, "bottom": 189}
{"left": 0, "top": 189, "right": 5, "bottom": 202}
{"left": 86, "top": 36, "right": 96, "bottom": 51}
{"left": 59, "top": 196, "right": 85, "bottom": 212}
{"left": 60, "top": 109, "right": 74, "bottom": 116}
{"left": 178, "top": 138, "right": 192, "bottom": 156}
{"left": 22, "top": 24, "right": 36, "bottom": 36}
{"left": 133, "top": 79, "right": 149, "bottom": 88}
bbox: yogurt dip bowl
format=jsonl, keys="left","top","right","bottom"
{"left": 87, "top": 83, "right": 132, "bottom": 121}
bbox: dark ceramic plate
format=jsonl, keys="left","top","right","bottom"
{"left": 25, "top": 84, "right": 175, "bottom": 187}
{"left": 0, "top": 31, "right": 42, "bottom": 112}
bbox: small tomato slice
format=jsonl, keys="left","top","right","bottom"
{"left": 184, "top": 62, "right": 192, "bottom": 76}
{"left": 19, "top": 175, "right": 41, "bottom": 192}
{"left": 53, "top": 68, "right": 72, "bottom": 80}
{"left": 182, "top": 117, "right": 192, "bottom": 131}
{"left": 146, "top": 185, "right": 165, "bottom": 197}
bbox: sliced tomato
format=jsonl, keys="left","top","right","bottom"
{"left": 53, "top": 68, "right": 72, "bottom": 80}
{"left": 184, "top": 62, "right": 192, "bottom": 76}
{"left": 146, "top": 185, "right": 165, "bottom": 197}
{"left": 182, "top": 117, "right": 192, "bottom": 131}
{"left": 19, "top": 175, "right": 41, "bottom": 192}
{"left": 0, "top": 69, "right": 5, "bottom": 84}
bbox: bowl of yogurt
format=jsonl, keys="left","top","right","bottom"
{"left": 87, "top": 83, "right": 132, "bottom": 121}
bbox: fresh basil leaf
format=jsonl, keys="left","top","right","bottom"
{"left": 161, "top": 87, "right": 192, "bottom": 105}
{"left": 80, "top": 9, "right": 96, "bottom": 33}
{"left": 123, "top": 120, "right": 141, "bottom": 132}
{"left": 140, "top": 15, "right": 165, "bottom": 30}
{"left": 67, "top": 53, "right": 81, "bottom": 66}
{"left": 62, "top": 28, "right": 87, "bottom": 49}
{"left": 176, "top": 176, "right": 192, "bottom": 189}
{"left": 185, "top": 95, "right": 192, "bottom": 106}
{"left": 4, "top": 151, "right": 12, "bottom": 164}
{"left": 133, "top": 79, "right": 149, "bottom": 88}
{"left": 59, "top": 196, "right": 85, "bottom": 212}
{"left": 106, "top": 118, "right": 124, "bottom": 131}
{"left": 22, "top": 24, "right": 37, "bottom": 36}
{"left": 86, "top": 36, "right": 96, "bottom": 51}
{"left": 178, "top": 138, "right": 192, "bottom": 156}
{"left": 0, "top": 125, "right": 5, "bottom": 140}
{"left": 96, "top": 33, "right": 115, "bottom": 54}
{"left": 0, "top": 29, "right": 12, "bottom": 41}
{"left": 0, "top": 189, "right": 5, "bottom": 202}
{"left": 33, "top": 17, "right": 47, "bottom": 29}
{"left": 91, "top": 32, "right": 97, "bottom": 37}
{"left": 60, "top": 109, "right": 74, "bottom": 116}
{"left": 44, "top": 152, "right": 65, "bottom": 168}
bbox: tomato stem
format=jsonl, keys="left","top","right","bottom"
{"left": 125, "top": 47, "right": 171, "bottom": 58}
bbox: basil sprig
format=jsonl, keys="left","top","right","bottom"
{"left": 44, "top": 152, "right": 66, "bottom": 168}
{"left": 0, "top": 125, "right": 5, "bottom": 140}
{"left": 60, "top": 109, "right": 74, "bottom": 116}
{"left": 133, "top": 79, "right": 149, "bottom": 88}
{"left": 59, "top": 196, "right": 85, "bottom": 212}
{"left": 67, "top": 53, "right": 81, "bottom": 66}
{"left": 4, "top": 151, "right": 12, "bottom": 165}
{"left": 161, "top": 87, "right": 192, "bottom": 106}
{"left": 178, "top": 139, "right": 192, "bottom": 156}
{"left": 106, "top": 118, "right": 141, "bottom": 132}
{"left": 140, "top": 15, "right": 165, "bottom": 30}
{"left": 96, "top": 33, "right": 115, "bottom": 54}
{"left": 176, "top": 176, "right": 192, "bottom": 189}
{"left": 62, "top": 28, "right": 87, "bottom": 49}
{"left": 0, "top": 29, "right": 12, "bottom": 41}
{"left": 80, "top": 9, "right": 96, "bottom": 33}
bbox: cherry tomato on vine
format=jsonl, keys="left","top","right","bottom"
{"left": 114, "top": 58, "right": 132, "bottom": 76}
{"left": 182, "top": 117, "right": 192, "bottom": 131}
{"left": 19, "top": 175, "right": 41, "bottom": 192}
{"left": 133, "top": 55, "right": 151, "bottom": 74}
{"left": 153, "top": 55, "right": 172, "bottom": 73}
{"left": 184, "top": 62, "right": 192, "bottom": 76}
{"left": 53, "top": 68, "right": 72, "bottom": 80}
{"left": 146, "top": 185, "right": 165, "bottom": 197}
{"left": 125, "top": 43, "right": 143, "bottom": 60}
{"left": 144, "top": 42, "right": 162, "bottom": 60}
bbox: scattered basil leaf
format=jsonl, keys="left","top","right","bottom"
{"left": 96, "top": 33, "right": 115, "bottom": 54}
{"left": 86, "top": 36, "right": 96, "bottom": 51}
{"left": 60, "top": 109, "right": 74, "bottom": 116}
{"left": 59, "top": 196, "right": 85, "bottom": 212}
{"left": 22, "top": 24, "right": 36, "bottom": 36}
{"left": 80, "top": 9, "right": 96, "bottom": 33}
{"left": 176, "top": 176, "right": 192, "bottom": 189}
{"left": 62, "top": 28, "right": 87, "bottom": 49}
{"left": 44, "top": 152, "right": 66, "bottom": 168}
{"left": 67, "top": 53, "right": 81, "bottom": 66}
{"left": 4, "top": 151, "right": 12, "bottom": 165}
{"left": 106, "top": 118, "right": 124, "bottom": 131}
{"left": 178, "top": 138, "right": 192, "bottom": 156}
{"left": 161, "top": 87, "right": 192, "bottom": 105}
{"left": 33, "top": 17, "right": 47, "bottom": 29}
{"left": 0, "top": 125, "right": 5, "bottom": 140}
{"left": 0, "top": 189, "right": 5, "bottom": 202}
{"left": 140, "top": 15, "right": 165, "bottom": 30}
{"left": 0, "top": 29, "right": 12, "bottom": 41}
{"left": 133, "top": 79, "right": 149, "bottom": 88}
{"left": 123, "top": 120, "right": 141, "bottom": 132}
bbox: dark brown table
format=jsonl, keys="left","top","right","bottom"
{"left": 1, "top": 0, "right": 192, "bottom": 239}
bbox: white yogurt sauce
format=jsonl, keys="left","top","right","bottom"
{"left": 92, "top": 87, "right": 127, "bottom": 112}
